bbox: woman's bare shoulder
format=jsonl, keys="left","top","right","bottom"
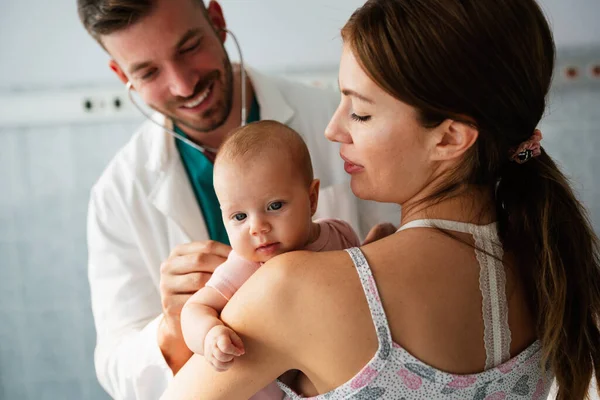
{"left": 219, "top": 250, "right": 362, "bottom": 347}
{"left": 223, "top": 250, "right": 357, "bottom": 308}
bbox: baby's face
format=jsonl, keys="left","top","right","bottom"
{"left": 215, "top": 152, "right": 318, "bottom": 263}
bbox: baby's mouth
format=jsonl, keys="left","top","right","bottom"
{"left": 255, "top": 242, "right": 281, "bottom": 255}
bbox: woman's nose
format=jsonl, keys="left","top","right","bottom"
{"left": 325, "top": 105, "right": 352, "bottom": 144}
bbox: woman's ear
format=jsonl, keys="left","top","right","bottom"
{"left": 430, "top": 120, "right": 479, "bottom": 161}
{"left": 309, "top": 179, "right": 320, "bottom": 216}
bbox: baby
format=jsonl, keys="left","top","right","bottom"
{"left": 180, "top": 120, "right": 360, "bottom": 398}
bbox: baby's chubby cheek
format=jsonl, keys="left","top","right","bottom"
{"left": 230, "top": 237, "right": 258, "bottom": 261}
{"left": 229, "top": 235, "right": 244, "bottom": 250}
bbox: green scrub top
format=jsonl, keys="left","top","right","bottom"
{"left": 175, "top": 97, "right": 261, "bottom": 245}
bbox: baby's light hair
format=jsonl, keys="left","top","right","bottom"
{"left": 215, "top": 120, "right": 314, "bottom": 187}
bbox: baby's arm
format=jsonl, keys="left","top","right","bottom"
{"left": 181, "top": 287, "right": 245, "bottom": 371}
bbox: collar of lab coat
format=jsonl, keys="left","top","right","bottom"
{"left": 144, "top": 66, "right": 296, "bottom": 242}
{"left": 246, "top": 66, "right": 294, "bottom": 123}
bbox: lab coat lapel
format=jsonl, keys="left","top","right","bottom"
{"left": 146, "top": 117, "right": 209, "bottom": 243}
{"left": 246, "top": 67, "right": 294, "bottom": 125}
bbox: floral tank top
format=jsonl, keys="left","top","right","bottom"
{"left": 277, "top": 219, "right": 553, "bottom": 399}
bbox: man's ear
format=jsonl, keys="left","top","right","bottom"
{"left": 309, "top": 179, "right": 320, "bottom": 216}
{"left": 109, "top": 60, "right": 130, "bottom": 86}
{"left": 206, "top": 1, "right": 227, "bottom": 43}
{"left": 430, "top": 120, "right": 479, "bottom": 161}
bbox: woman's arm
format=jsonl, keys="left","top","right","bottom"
{"left": 162, "top": 256, "right": 301, "bottom": 399}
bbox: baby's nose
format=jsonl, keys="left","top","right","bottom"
{"left": 250, "top": 217, "right": 271, "bottom": 235}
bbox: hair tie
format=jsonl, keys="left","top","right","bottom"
{"left": 509, "top": 129, "right": 543, "bottom": 164}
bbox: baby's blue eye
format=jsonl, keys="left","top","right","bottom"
{"left": 233, "top": 213, "right": 247, "bottom": 221}
{"left": 268, "top": 202, "right": 283, "bottom": 211}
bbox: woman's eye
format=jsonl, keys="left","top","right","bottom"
{"left": 351, "top": 113, "right": 371, "bottom": 123}
{"left": 233, "top": 213, "right": 247, "bottom": 221}
{"left": 267, "top": 202, "right": 283, "bottom": 211}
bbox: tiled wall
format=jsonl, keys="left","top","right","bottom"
{"left": 0, "top": 84, "right": 598, "bottom": 400}
{"left": 0, "top": 121, "right": 140, "bottom": 400}
{"left": 540, "top": 86, "right": 600, "bottom": 231}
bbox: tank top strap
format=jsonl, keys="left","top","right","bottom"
{"left": 397, "top": 218, "right": 477, "bottom": 234}
{"left": 471, "top": 225, "right": 512, "bottom": 369}
{"left": 396, "top": 219, "right": 512, "bottom": 369}
{"left": 344, "top": 247, "right": 394, "bottom": 361}
{"left": 277, "top": 248, "right": 394, "bottom": 399}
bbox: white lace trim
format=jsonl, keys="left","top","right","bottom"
{"left": 472, "top": 224, "right": 512, "bottom": 369}
{"left": 398, "top": 219, "right": 513, "bottom": 369}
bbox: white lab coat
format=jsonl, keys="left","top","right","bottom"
{"left": 87, "top": 67, "right": 399, "bottom": 400}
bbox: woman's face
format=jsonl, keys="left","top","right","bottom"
{"left": 325, "top": 46, "right": 436, "bottom": 205}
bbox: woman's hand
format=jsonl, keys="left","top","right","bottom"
{"left": 363, "top": 222, "right": 397, "bottom": 245}
{"left": 204, "top": 325, "right": 245, "bottom": 371}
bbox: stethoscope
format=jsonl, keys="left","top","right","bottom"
{"left": 125, "top": 28, "right": 246, "bottom": 155}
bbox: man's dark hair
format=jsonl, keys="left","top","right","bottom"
{"left": 77, "top": 0, "right": 206, "bottom": 48}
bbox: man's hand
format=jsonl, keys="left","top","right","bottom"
{"left": 203, "top": 325, "right": 245, "bottom": 372}
{"left": 363, "top": 223, "right": 397, "bottom": 245}
{"left": 158, "top": 240, "right": 231, "bottom": 373}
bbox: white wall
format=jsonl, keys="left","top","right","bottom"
{"left": 0, "top": 0, "right": 598, "bottom": 91}
{"left": 538, "top": 0, "right": 600, "bottom": 48}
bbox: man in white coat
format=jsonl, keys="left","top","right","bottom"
{"left": 79, "top": 0, "right": 398, "bottom": 398}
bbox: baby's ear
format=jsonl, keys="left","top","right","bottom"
{"left": 309, "top": 179, "right": 320, "bottom": 216}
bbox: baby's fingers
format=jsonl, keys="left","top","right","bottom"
{"left": 213, "top": 346, "right": 235, "bottom": 363}
{"left": 228, "top": 330, "right": 246, "bottom": 355}
{"left": 217, "top": 333, "right": 244, "bottom": 356}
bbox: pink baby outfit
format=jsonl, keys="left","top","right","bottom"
{"left": 205, "top": 218, "right": 360, "bottom": 400}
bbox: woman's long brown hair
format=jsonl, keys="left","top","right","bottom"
{"left": 342, "top": 1, "right": 600, "bottom": 398}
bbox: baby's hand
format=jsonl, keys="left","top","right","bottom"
{"left": 204, "top": 325, "right": 245, "bottom": 371}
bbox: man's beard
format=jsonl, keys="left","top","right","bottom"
{"left": 162, "top": 55, "right": 235, "bottom": 134}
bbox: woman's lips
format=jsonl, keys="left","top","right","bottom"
{"left": 340, "top": 153, "right": 365, "bottom": 174}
